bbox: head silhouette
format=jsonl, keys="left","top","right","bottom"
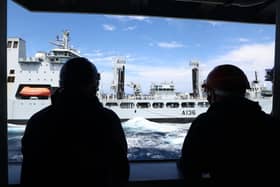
{"left": 203, "top": 64, "right": 250, "bottom": 103}
{"left": 59, "top": 57, "right": 100, "bottom": 95}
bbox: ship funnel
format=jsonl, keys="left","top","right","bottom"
{"left": 190, "top": 61, "right": 200, "bottom": 98}
{"left": 112, "top": 57, "right": 126, "bottom": 99}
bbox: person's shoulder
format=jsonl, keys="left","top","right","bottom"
{"left": 193, "top": 112, "right": 209, "bottom": 123}
{"left": 188, "top": 112, "right": 210, "bottom": 130}
{"left": 28, "top": 105, "right": 53, "bottom": 125}
{"left": 24, "top": 105, "right": 54, "bottom": 136}
{"left": 100, "top": 106, "right": 121, "bottom": 122}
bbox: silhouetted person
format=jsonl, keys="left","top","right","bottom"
{"left": 21, "top": 57, "right": 129, "bottom": 186}
{"left": 178, "top": 64, "right": 280, "bottom": 187}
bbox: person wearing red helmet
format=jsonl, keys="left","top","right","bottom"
{"left": 202, "top": 64, "right": 250, "bottom": 104}
{"left": 178, "top": 64, "right": 280, "bottom": 187}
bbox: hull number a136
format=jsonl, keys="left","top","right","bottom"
{"left": 182, "top": 110, "right": 196, "bottom": 115}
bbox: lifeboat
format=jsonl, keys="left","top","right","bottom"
{"left": 19, "top": 86, "right": 51, "bottom": 97}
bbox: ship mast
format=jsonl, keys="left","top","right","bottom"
{"left": 49, "top": 30, "right": 70, "bottom": 49}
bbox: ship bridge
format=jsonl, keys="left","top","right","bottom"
{"left": 48, "top": 48, "right": 80, "bottom": 63}
{"left": 48, "top": 30, "right": 81, "bottom": 63}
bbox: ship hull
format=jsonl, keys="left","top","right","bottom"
{"left": 8, "top": 97, "right": 208, "bottom": 124}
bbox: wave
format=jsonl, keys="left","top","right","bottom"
{"left": 123, "top": 117, "right": 191, "bottom": 132}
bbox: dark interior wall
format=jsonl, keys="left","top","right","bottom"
{"left": 0, "top": 0, "right": 8, "bottom": 186}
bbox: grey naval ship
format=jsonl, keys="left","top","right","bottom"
{"left": 7, "top": 31, "right": 272, "bottom": 124}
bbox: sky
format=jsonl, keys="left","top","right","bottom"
{"left": 8, "top": 0, "right": 275, "bottom": 94}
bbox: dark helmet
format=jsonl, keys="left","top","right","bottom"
{"left": 59, "top": 57, "right": 100, "bottom": 88}
{"left": 203, "top": 64, "right": 250, "bottom": 95}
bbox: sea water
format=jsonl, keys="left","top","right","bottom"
{"left": 7, "top": 119, "right": 190, "bottom": 163}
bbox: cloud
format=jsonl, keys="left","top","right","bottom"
{"left": 98, "top": 63, "right": 201, "bottom": 94}
{"left": 85, "top": 42, "right": 275, "bottom": 95}
{"left": 263, "top": 36, "right": 271, "bottom": 40}
{"left": 127, "top": 16, "right": 149, "bottom": 21}
{"left": 206, "top": 21, "right": 223, "bottom": 26}
{"left": 82, "top": 48, "right": 197, "bottom": 94}
{"left": 157, "top": 41, "right": 185, "bottom": 48}
{"left": 123, "top": 64, "right": 194, "bottom": 93}
{"left": 238, "top": 38, "right": 250, "bottom": 42}
{"left": 102, "top": 24, "right": 116, "bottom": 31}
{"left": 82, "top": 50, "right": 138, "bottom": 70}
{"left": 83, "top": 50, "right": 103, "bottom": 57}
{"left": 206, "top": 42, "right": 275, "bottom": 82}
{"left": 124, "top": 26, "right": 136, "bottom": 31}
{"left": 105, "top": 15, "right": 151, "bottom": 23}
{"left": 90, "top": 56, "right": 116, "bottom": 64}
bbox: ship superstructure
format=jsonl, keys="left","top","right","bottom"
{"left": 7, "top": 31, "right": 80, "bottom": 124}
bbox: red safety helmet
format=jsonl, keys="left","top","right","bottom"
{"left": 202, "top": 64, "right": 250, "bottom": 94}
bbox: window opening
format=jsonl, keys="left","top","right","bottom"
{"left": 9, "top": 69, "right": 15, "bottom": 74}
{"left": 166, "top": 102, "right": 179, "bottom": 108}
{"left": 13, "top": 41, "right": 18, "bottom": 48}
{"left": 152, "top": 102, "right": 164, "bottom": 108}
{"left": 182, "top": 102, "right": 195, "bottom": 108}
{"left": 136, "top": 102, "right": 151, "bottom": 108}
{"left": 120, "top": 102, "right": 135, "bottom": 109}
{"left": 105, "top": 102, "right": 118, "bottom": 107}
{"left": 7, "top": 41, "right": 12, "bottom": 48}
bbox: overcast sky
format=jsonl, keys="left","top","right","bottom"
{"left": 8, "top": 0, "right": 275, "bottom": 94}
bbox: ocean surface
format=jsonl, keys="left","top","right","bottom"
{"left": 7, "top": 119, "right": 190, "bottom": 163}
